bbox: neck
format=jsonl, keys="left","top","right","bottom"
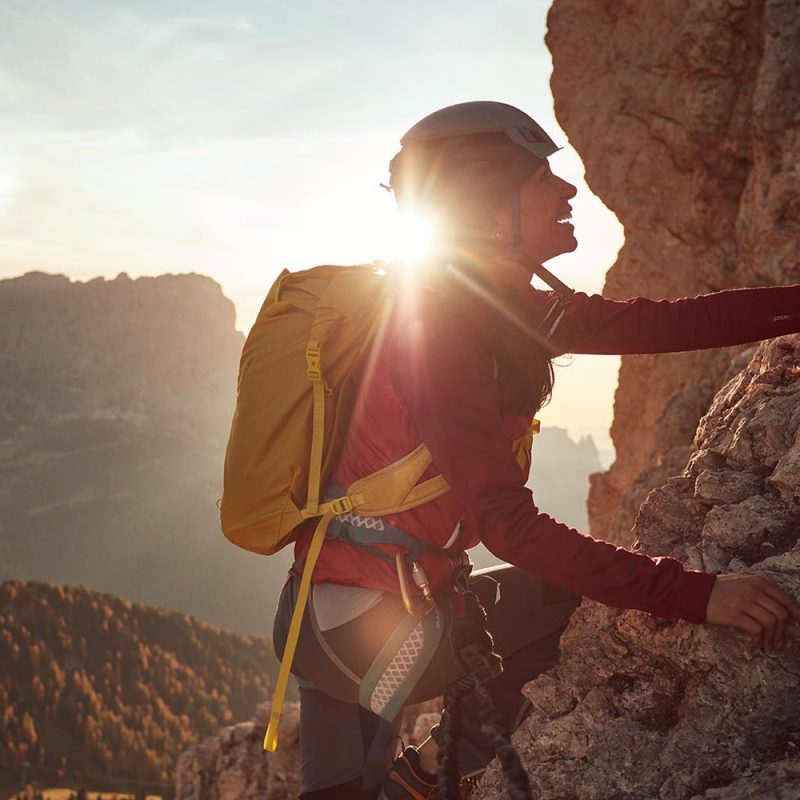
{"left": 441, "top": 240, "right": 536, "bottom": 288}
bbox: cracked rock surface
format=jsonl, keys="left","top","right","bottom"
{"left": 174, "top": 698, "right": 441, "bottom": 799}
{"left": 175, "top": 703, "right": 300, "bottom": 800}
{"left": 475, "top": 336, "right": 800, "bottom": 799}
{"left": 546, "top": 0, "right": 800, "bottom": 546}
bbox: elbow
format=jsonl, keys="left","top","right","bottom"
{"left": 467, "top": 495, "right": 536, "bottom": 564}
{"left": 478, "top": 519, "right": 515, "bottom": 563}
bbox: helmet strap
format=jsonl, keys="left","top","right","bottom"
{"left": 508, "top": 188, "right": 575, "bottom": 300}
{"left": 511, "top": 190, "right": 522, "bottom": 247}
{"left": 527, "top": 258, "right": 575, "bottom": 300}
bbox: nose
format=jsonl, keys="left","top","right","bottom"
{"left": 558, "top": 175, "right": 577, "bottom": 199}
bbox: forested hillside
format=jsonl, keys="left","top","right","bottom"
{"left": 0, "top": 581, "right": 278, "bottom": 790}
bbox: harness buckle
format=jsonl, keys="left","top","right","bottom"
{"left": 305, "top": 340, "right": 322, "bottom": 381}
{"left": 330, "top": 495, "right": 354, "bottom": 515}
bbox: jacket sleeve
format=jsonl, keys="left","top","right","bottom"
{"left": 393, "top": 294, "right": 716, "bottom": 623}
{"left": 532, "top": 284, "right": 800, "bottom": 356}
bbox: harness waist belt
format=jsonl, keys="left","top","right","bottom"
{"left": 324, "top": 484, "right": 465, "bottom": 566}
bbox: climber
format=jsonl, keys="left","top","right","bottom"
{"left": 272, "top": 101, "right": 800, "bottom": 800}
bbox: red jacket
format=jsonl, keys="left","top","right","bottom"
{"left": 296, "top": 260, "right": 800, "bottom": 623}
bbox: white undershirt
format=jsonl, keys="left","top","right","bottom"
{"left": 312, "top": 583, "right": 385, "bottom": 631}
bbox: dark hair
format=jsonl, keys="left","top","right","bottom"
{"left": 446, "top": 262, "right": 556, "bottom": 416}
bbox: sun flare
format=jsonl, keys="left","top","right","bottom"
{"left": 392, "top": 210, "right": 439, "bottom": 265}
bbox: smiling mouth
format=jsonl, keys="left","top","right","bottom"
{"left": 556, "top": 210, "right": 572, "bottom": 224}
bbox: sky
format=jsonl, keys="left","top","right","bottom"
{"left": 0, "top": 0, "right": 624, "bottom": 456}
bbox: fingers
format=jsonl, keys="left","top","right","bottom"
{"left": 760, "top": 577, "right": 800, "bottom": 624}
{"left": 733, "top": 608, "right": 764, "bottom": 640}
{"left": 743, "top": 600, "right": 783, "bottom": 650}
{"left": 705, "top": 572, "right": 800, "bottom": 651}
{"left": 753, "top": 593, "right": 791, "bottom": 649}
{"left": 748, "top": 576, "right": 797, "bottom": 649}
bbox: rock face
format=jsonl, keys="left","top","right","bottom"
{"left": 174, "top": 698, "right": 442, "bottom": 799}
{"left": 0, "top": 271, "right": 293, "bottom": 635}
{"left": 546, "top": 0, "right": 800, "bottom": 545}
{"left": 176, "top": 703, "right": 301, "bottom": 800}
{"left": 475, "top": 335, "right": 800, "bottom": 799}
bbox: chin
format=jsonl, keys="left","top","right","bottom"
{"left": 541, "top": 237, "right": 577, "bottom": 263}
{"left": 527, "top": 225, "right": 577, "bottom": 262}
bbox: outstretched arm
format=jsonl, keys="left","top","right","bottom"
{"left": 530, "top": 284, "right": 800, "bottom": 356}
{"left": 396, "top": 286, "right": 800, "bottom": 648}
{"left": 394, "top": 290, "right": 715, "bottom": 623}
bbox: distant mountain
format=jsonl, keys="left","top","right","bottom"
{"left": 0, "top": 271, "right": 293, "bottom": 636}
{"left": 0, "top": 580, "right": 277, "bottom": 792}
{"left": 526, "top": 426, "right": 602, "bottom": 532}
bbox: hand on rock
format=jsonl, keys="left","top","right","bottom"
{"left": 705, "top": 573, "right": 800, "bottom": 650}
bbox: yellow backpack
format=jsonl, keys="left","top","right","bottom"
{"left": 221, "top": 263, "right": 539, "bottom": 751}
{"left": 222, "top": 263, "right": 393, "bottom": 555}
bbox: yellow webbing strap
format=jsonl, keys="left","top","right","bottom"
{"left": 265, "top": 338, "right": 328, "bottom": 751}
{"left": 264, "top": 510, "right": 334, "bottom": 751}
{"left": 305, "top": 340, "right": 325, "bottom": 515}
{"left": 349, "top": 418, "right": 542, "bottom": 517}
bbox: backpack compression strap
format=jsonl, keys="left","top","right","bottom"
{"left": 304, "top": 339, "right": 324, "bottom": 516}
{"left": 264, "top": 337, "right": 363, "bottom": 751}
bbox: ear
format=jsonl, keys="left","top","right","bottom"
{"left": 489, "top": 195, "right": 515, "bottom": 243}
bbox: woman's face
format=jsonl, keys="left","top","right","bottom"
{"left": 495, "top": 160, "right": 578, "bottom": 264}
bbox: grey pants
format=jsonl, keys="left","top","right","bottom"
{"left": 273, "top": 564, "right": 580, "bottom": 798}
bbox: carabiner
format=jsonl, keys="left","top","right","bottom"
{"left": 395, "top": 552, "right": 435, "bottom": 618}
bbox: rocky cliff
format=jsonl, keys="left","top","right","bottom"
{"left": 546, "top": 0, "right": 800, "bottom": 545}
{"left": 174, "top": 698, "right": 441, "bottom": 800}
{"left": 0, "top": 271, "right": 293, "bottom": 635}
{"left": 175, "top": 703, "right": 301, "bottom": 800}
{"left": 475, "top": 335, "right": 800, "bottom": 797}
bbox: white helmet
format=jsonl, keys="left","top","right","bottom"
{"left": 389, "top": 101, "right": 560, "bottom": 213}
{"left": 389, "top": 101, "right": 574, "bottom": 298}
{"left": 400, "top": 101, "right": 559, "bottom": 160}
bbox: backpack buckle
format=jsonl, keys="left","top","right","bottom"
{"left": 306, "top": 340, "right": 322, "bottom": 381}
{"left": 330, "top": 496, "right": 354, "bottom": 515}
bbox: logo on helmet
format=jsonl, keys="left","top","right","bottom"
{"left": 516, "top": 125, "right": 549, "bottom": 145}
